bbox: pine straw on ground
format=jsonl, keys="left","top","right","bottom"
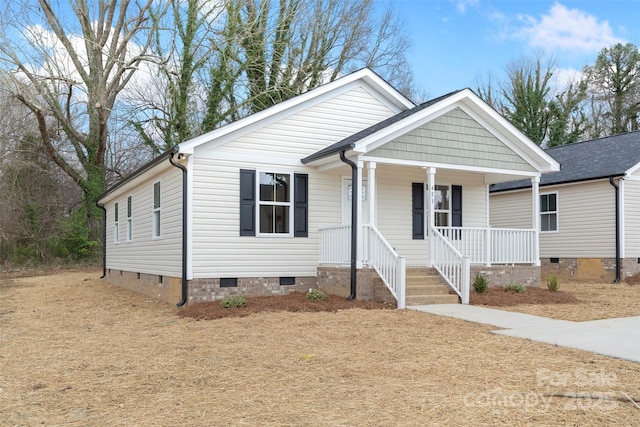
{"left": 472, "top": 281, "right": 640, "bottom": 322}
{"left": 1, "top": 271, "right": 639, "bottom": 426}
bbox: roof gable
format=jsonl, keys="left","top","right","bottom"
{"left": 302, "top": 88, "right": 559, "bottom": 175}
{"left": 367, "top": 107, "right": 536, "bottom": 172}
{"left": 491, "top": 130, "right": 640, "bottom": 192}
{"left": 178, "top": 68, "right": 414, "bottom": 154}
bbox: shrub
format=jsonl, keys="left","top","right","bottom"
{"left": 546, "top": 276, "right": 560, "bottom": 292}
{"left": 306, "top": 288, "right": 328, "bottom": 301}
{"left": 219, "top": 295, "right": 247, "bottom": 308}
{"left": 472, "top": 274, "right": 488, "bottom": 293}
{"left": 504, "top": 283, "right": 526, "bottom": 293}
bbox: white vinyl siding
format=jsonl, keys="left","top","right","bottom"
{"left": 491, "top": 180, "right": 617, "bottom": 258}
{"left": 490, "top": 190, "right": 532, "bottom": 229}
{"left": 199, "top": 86, "right": 397, "bottom": 159}
{"left": 624, "top": 177, "right": 640, "bottom": 257}
{"left": 191, "top": 156, "right": 341, "bottom": 278}
{"left": 105, "top": 167, "right": 183, "bottom": 277}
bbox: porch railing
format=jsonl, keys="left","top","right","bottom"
{"left": 436, "top": 227, "right": 536, "bottom": 265}
{"left": 319, "top": 225, "right": 351, "bottom": 264}
{"left": 363, "top": 225, "right": 406, "bottom": 309}
{"left": 430, "top": 227, "right": 470, "bottom": 304}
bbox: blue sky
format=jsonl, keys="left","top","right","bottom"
{"left": 387, "top": 0, "right": 640, "bottom": 97}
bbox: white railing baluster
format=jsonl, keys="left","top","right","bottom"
{"left": 435, "top": 226, "right": 536, "bottom": 265}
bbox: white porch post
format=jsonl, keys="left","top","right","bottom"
{"left": 427, "top": 167, "right": 436, "bottom": 267}
{"left": 484, "top": 185, "right": 491, "bottom": 266}
{"left": 356, "top": 161, "right": 364, "bottom": 268}
{"left": 532, "top": 176, "right": 541, "bottom": 266}
{"left": 368, "top": 161, "right": 377, "bottom": 227}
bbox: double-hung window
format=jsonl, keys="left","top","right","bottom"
{"left": 153, "top": 181, "right": 161, "bottom": 237}
{"left": 114, "top": 202, "right": 119, "bottom": 243}
{"left": 126, "top": 195, "right": 133, "bottom": 241}
{"left": 258, "top": 172, "right": 291, "bottom": 235}
{"left": 540, "top": 193, "right": 558, "bottom": 232}
{"left": 240, "top": 169, "right": 308, "bottom": 237}
{"left": 433, "top": 184, "right": 450, "bottom": 227}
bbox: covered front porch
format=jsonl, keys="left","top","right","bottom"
{"left": 317, "top": 162, "right": 544, "bottom": 308}
{"left": 301, "top": 88, "right": 559, "bottom": 308}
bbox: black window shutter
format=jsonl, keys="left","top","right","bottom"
{"left": 239, "top": 169, "right": 256, "bottom": 236}
{"left": 452, "top": 185, "right": 462, "bottom": 227}
{"left": 294, "top": 173, "right": 308, "bottom": 237}
{"left": 412, "top": 182, "right": 424, "bottom": 239}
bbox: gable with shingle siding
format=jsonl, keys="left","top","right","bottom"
{"left": 368, "top": 108, "right": 535, "bottom": 171}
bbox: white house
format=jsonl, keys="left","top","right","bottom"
{"left": 97, "top": 68, "right": 559, "bottom": 308}
{"left": 490, "top": 130, "right": 640, "bottom": 283}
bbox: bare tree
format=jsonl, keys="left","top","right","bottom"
{"left": 0, "top": 0, "right": 164, "bottom": 237}
{"left": 584, "top": 42, "right": 640, "bottom": 136}
{"left": 201, "top": 0, "right": 415, "bottom": 130}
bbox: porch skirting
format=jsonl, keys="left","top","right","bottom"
{"left": 541, "top": 257, "right": 640, "bottom": 283}
{"left": 471, "top": 265, "right": 541, "bottom": 288}
{"left": 317, "top": 266, "right": 396, "bottom": 304}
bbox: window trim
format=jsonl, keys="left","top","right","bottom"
{"left": 540, "top": 192, "right": 559, "bottom": 233}
{"left": 114, "top": 201, "right": 120, "bottom": 243}
{"left": 153, "top": 180, "right": 161, "bottom": 238}
{"left": 256, "top": 170, "right": 294, "bottom": 237}
{"left": 126, "top": 195, "right": 133, "bottom": 242}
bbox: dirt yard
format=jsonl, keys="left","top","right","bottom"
{"left": 1, "top": 270, "right": 639, "bottom": 426}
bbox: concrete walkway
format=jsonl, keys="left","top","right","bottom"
{"left": 409, "top": 304, "right": 640, "bottom": 363}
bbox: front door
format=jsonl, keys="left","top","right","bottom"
{"left": 342, "top": 178, "right": 369, "bottom": 225}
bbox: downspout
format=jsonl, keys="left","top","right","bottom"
{"left": 169, "top": 149, "right": 188, "bottom": 306}
{"left": 339, "top": 150, "right": 357, "bottom": 300}
{"left": 608, "top": 177, "right": 621, "bottom": 283}
{"left": 95, "top": 201, "right": 107, "bottom": 279}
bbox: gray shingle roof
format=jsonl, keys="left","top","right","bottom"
{"left": 491, "top": 130, "right": 640, "bottom": 192}
{"left": 301, "top": 89, "right": 463, "bottom": 164}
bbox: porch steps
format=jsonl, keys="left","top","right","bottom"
{"left": 404, "top": 268, "right": 460, "bottom": 306}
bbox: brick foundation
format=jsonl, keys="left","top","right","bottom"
{"left": 106, "top": 269, "right": 316, "bottom": 305}
{"left": 187, "top": 276, "right": 316, "bottom": 304}
{"left": 540, "top": 257, "right": 640, "bottom": 282}
{"left": 106, "top": 269, "right": 181, "bottom": 304}
{"left": 470, "top": 265, "right": 541, "bottom": 288}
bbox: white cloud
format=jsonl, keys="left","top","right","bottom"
{"left": 516, "top": 2, "right": 625, "bottom": 53}
{"left": 451, "top": 0, "right": 479, "bottom": 14}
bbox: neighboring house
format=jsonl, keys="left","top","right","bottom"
{"left": 490, "top": 131, "right": 640, "bottom": 283}
{"left": 97, "top": 68, "right": 558, "bottom": 308}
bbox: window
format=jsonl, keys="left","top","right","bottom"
{"left": 240, "top": 169, "right": 308, "bottom": 237}
{"left": 259, "top": 172, "right": 291, "bottom": 234}
{"left": 153, "top": 181, "right": 161, "bottom": 237}
{"left": 126, "top": 195, "right": 133, "bottom": 241}
{"left": 540, "top": 193, "right": 558, "bottom": 232}
{"left": 114, "top": 202, "right": 119, "bottom": 243}
{"left": 434, "top": 185, "right": 450, "bottom": 227}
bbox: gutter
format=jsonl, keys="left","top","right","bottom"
{"left": 95, "top": 201, "right": 107, "bottom": 279}
{"left": 608, "top": 177, "right": 621, "bottom": 283}
{"left": 169, "top": 148, "right": 189, "bottom": 306}
{"left": 339, "top": 150, "right": 357, "bottom": 300}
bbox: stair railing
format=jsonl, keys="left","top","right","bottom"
{"left": 430, "top": 226, "right": 470, "bottom": 304}
{"left": 363, "top": 225, "right": 406, "bottom": 309}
